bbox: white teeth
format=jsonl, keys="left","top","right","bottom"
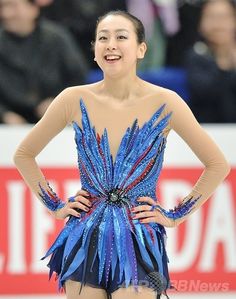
{"left": 105, "top": 55, "right": 121, "bottom": 61}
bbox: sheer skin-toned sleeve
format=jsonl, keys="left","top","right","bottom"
{"left": 13, "top": 88, "right": 76, "bottom": 210}
{"left": 161, "top": 91, "right": 231, "bottom": 226}
{"left": 13, "top": 85, "right": 230, "bottom": 222}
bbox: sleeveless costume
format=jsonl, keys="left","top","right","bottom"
{"left": 13, "top": 88, "right": 229, "bottom": 298}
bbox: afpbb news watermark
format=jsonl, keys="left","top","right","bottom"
{"left": 118, "top": 271, "right": 230, "bottom": 293}
{"left": 171, "top": 279, "right": 230, "bottom": 292}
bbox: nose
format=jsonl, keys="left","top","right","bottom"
{"left": 106, "top": 37, "right": 117, "bottom": 51}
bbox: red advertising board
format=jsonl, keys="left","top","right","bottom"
{"left": 0, "top": 167, "right": 235, "bottom": 294}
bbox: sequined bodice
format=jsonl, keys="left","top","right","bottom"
{"left": 40, "top": 99, "right": 190, "bottom": 293}
{"left": 72, "top": 99, "right": 171, "bottom": 205}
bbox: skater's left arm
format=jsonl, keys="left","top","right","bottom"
{"left": 161, "top": 91, "right": 230, "bottom": 226}
{"left": 133, "top": 91, "right": 230, "bottom": 227}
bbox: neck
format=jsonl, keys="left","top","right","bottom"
{"left": 100, "top": 71, "right": 141, "bottom": 102}
{"left": 19, "top": 24, "right": 36, "bottom": 37}
{"left": 210, "top": 40, "right": 236, "bottom": 54}
{"left": 7, "top": 22, "right": 37, "bottom": 37}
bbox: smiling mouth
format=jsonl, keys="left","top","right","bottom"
{"left": 104, "top": 55, "right": 122, "bottom": 61}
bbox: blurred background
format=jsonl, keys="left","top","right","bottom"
{"left": 0, "top": 0, "right": 235, "bottom": 298}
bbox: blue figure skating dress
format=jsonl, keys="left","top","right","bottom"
{"left": 38, "top": 99, "right": 197, "bottom": 298}
{"left": 13, "top": 86, "right": 229, "bottom": 299}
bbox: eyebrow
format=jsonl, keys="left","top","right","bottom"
{"left": 97, "top": 29, "right": 129, "bottom": 34}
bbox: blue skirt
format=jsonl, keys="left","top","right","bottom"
{"left": 45, "top": 218, "right": 170, "bottom": 299}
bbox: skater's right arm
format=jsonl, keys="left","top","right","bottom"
{"left": 13, "top": 88, "right": 89, "bottom": 218}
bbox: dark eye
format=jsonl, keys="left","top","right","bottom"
{"left": 98, "top": 36, "right": 107, "bottom": 40}
{"left": 98, "top": 36, "right": 107, "bottom": 41}
{"left": 117, "top": 35, "right": 127, "bottom": 40}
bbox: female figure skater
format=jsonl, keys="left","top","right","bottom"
{"left": 13, "top": 10, "right": 230, "bottom": 299}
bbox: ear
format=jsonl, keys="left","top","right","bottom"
{"left": 137, "top": 42, "right": 147, "bottom": 59}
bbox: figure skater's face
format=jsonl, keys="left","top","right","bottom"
{"left": 94, "top": 15, "right": 147, "bottom": 78}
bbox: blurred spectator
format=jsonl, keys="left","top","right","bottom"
{"left": 0, "top": 0, "right": 88, "bottom": 124}
{"left": 185, "top": 0, "right": 236, "bottom": 123}
{"left": 41, "top": 0, "right": 127, "bottom": 68}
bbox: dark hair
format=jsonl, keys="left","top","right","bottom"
{"left": 91, "top": 10, "right": 145, "bottom": 49}
{"left": 26, "top": 0, "right": 39, "bottom": 5}
{"left": 200, "top": 0, "right": 236, "bottom": 14}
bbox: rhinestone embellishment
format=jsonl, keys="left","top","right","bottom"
{"left": 107, "top": 189, "right": 129, "bottom": 205}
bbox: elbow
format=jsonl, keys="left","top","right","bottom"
{"left": 223, "top": 160, "right": 231, "bottom": 178}
{"left": 13, "top": 148, "right": 21, "bottom": 167}
{"left": 206, "top": 157, "right": 231, "bottom": 182}
{"left": 13, "top": 146, "right": 27, "bottom": 167}
{"left": 13, "top": 145, "right": 35, "bottom": 168}
{"left": 216, "top": 158, "right": 231, "bottom": 180}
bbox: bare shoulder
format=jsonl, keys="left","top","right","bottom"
{"left": 147, "top": 81, "right": 181, "bottom": 100}
{"left": 52, "top": 83, "right": 102, "bottom": 112}
{"left": 59, "top": 83, "right": 100, "bottom": 99}
{"left": 144, "top": 82, "right": 197, "bottom": 127}
{"left": 140, "top": 80, "right": 183, "bottom": 108}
